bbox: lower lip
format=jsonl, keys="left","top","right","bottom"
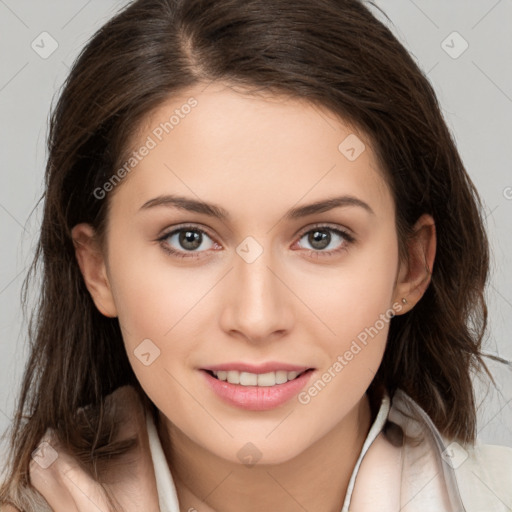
{"left": 201, "top": 369, "right": 315, "bottom": 411}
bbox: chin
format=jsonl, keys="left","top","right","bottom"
{"left": 211, "top": 436, "right": 311, "bottom": 467}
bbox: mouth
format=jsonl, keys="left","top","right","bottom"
{"left": 199, "top": 361, "right": 316, "bottom": 410}
{"left": 201, "top": 367, "right": 316, "bottom": 410}
{"left": 203, "top": 368, "right": 315, "bottom": 387}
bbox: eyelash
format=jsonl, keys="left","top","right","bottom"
{"left": 156, "top": 223, "right": 355, "bottom": 260}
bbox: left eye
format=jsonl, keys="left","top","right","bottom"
{"left": 294, "top": 226, "right": 355, "bottom": 257}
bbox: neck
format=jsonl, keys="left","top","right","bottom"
{"left": 157, "top": 393, "right": 374, "bottom": 512}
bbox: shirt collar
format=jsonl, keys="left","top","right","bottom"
{"left": 341, "top": 390, "right": 391, "bottom": 510}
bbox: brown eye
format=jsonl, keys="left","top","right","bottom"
{"left": 158, "top": 225, "right": 217, "bottom": 259}
{"left": 176, "top": 229, "right": 203, "bottom": 251}
{"left": 295, "top": 225, "right": 355, "bottom": 258}
{"left": 306, "top": 229, "right": 332, "bottom": 250}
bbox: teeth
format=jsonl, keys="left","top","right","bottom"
{"left": 275, "top": 370, "right": 288, "bottom": 384}
{"left": 227, "top": 370, "right": 239, "bottom": 384}
{"left": 257, "top": 372, "right": 276, "bottom": 386}
{"left": 240, "top": 372, "right": 258, "bottom": 385}
{"left": 211, "top": 369, "right": 304, "bottom": 386}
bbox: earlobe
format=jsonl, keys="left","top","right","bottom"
{"left": 71, "top": 223, "right": 118, "bottom": 318}
{"left": 394, "top": 214, "right": 436, "bottom": 313}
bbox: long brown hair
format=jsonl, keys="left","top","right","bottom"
{"left": 1, "top": 0, "right": 491, "bottom": 509}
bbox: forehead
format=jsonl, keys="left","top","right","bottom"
{"left": 110, "top": 81, "right": 393, "bottom": 221}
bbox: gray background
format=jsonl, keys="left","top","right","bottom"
{"left": 1, "top": 0, "right": 511, "bottom": 461}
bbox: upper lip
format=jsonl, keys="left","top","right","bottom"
{"left": 201, "top": 362, "right": 313, "bottom": 374}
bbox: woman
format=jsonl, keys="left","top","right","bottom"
{"left": 1, "top": 0, "right": 511, "bottom": 510}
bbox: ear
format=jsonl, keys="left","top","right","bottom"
{"left": 393, "top": 213, "right": 436, "bottom": 314}
{"left": 71, "top": 223, "right": 118, "bottom": 318}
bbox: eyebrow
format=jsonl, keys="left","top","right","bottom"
{"left": 139, "top": 194, "right": 375, "bottom": 220}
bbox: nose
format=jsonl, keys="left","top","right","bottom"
{"left": 218, "top": 242, "right": 295, "bottom": 344}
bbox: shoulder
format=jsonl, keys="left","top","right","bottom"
{"left": 454, "top": 443, "right": 512, "bottom": 511}
{"left": 389, "top": 389, "right": 512, "bottom": 510}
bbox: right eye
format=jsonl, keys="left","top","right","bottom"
{"left": 157, "top": 225, "right": 219, "bottom": 259}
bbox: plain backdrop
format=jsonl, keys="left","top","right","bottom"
{"left": 1, "top": 0, "right": 511, "bottom": 462}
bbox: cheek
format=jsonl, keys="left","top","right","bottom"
{"left": 109, "top": 256, "right": 202, "bottom": 410}
{"left": 295, "top": 266, "right": 397, "bottom": 419}
{"left": 107, "top": 231, "right": 197, "bottom": 336}
{"left": 297, "top": 230, "right": 398, "bottom": 345}
{"left": 296, "top": 233, "right": 399, "bottom": 404}
{"left": 107, "top": 240, "right": 221, "bottom": 391}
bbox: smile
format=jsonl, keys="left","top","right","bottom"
{"left": 201, "top": 368, "right": 315, "bottom": 411}
{"left": 208, "top": 369, "right": 308, "bottom": 386}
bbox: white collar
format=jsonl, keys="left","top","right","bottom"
{"left": 341, "top": 392, "right": 391, "bottom": 510}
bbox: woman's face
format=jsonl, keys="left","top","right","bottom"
{"left": 76, "top": 81, "right": 419, "bottom": 464}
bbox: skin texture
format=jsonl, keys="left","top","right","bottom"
{"left": 72, "top": 81, "right": 436, "bottom": 512}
